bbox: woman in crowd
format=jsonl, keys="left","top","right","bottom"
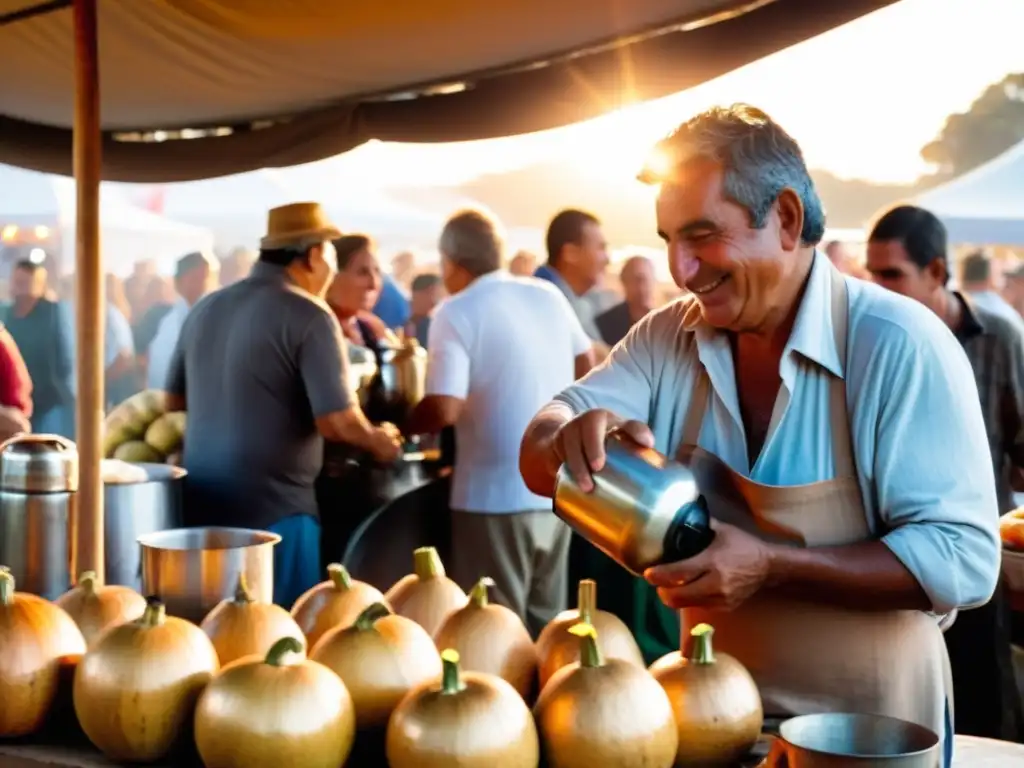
{"left": 318, "top": 234, "right": 396, "bottom": 568}
{"left": 327, "top": 234, "right": 389, "bottom": 352}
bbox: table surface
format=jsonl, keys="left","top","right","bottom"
{"left": 0, "top": 735, "right": 1021, "bottom": 767}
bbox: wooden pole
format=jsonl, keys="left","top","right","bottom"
{"left": 72, "top": 0, "right": 104, "bottom": 578}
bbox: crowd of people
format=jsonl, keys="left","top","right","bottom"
{"left": 0, "top": 102, "right": 1021, "bottom": 765}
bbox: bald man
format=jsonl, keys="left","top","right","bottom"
{"left": 595, "top": 255, "right": 657, "bottom": 347}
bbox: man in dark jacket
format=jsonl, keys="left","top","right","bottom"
{"left": 595, "top": 255, "right": 657, "bottom": 347}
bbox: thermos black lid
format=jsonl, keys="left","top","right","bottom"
{"left": 662, "top": 495, "right": 714, "bottom": 562}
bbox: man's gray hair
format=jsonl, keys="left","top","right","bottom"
{"left": 638, "top": 104, "right": 826, "bottom": 246}
{"left": 439, "top": 208, "right": 504, "bottom": 277}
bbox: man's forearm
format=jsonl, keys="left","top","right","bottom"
{"left": 321, "top": 406, "right": 380, "bottom": 452}
{"left": 766, "top": 539, "right": 932, "bottom": 611}
{"left": 519, "top": 403, "right": 574, "bottom": 497}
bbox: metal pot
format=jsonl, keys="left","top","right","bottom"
{"left": 375, "top": 333, "right": 427, "bottom": 419}
{"left": 553, "top": 431, "right": 713, "bottom": 576}
{"left": 138, "top": 526, "right": 279, "bottom": 623}
{"left": 762, "top": 713, "right": 941, "bottom": 767}
{"left": 104, "top": 463, "right": 185, "bottom": 590}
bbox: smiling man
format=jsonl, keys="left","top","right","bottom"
{"left": 519, "top": 104, "right": 1000, "bottom": 766}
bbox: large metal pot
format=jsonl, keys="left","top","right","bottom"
{"left": 762, "top": 713, "right": 940, "bottom": 767}
{"left": 104, "top": 463, "right": 185, "bottom": 590}
{"left": 138, "top": 526, "right": 279, "bottom": 623}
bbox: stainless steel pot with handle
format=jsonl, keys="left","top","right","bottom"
{"left": 760, "top": 714, "right": 941, "bottom": 767}
{"left": 138, "top": 526, "right": 279, "bottom": 623}
{"left": 104, "top": 463, "right": 185, "bottom": 590}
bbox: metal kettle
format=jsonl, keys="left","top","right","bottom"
{"left": 553, "top": 431, "right": 713, "bottom": 576}
{"left": 376, "top": 330, "right": 428, "bottom": 418}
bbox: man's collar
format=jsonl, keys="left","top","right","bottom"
{"left": 682, "top": 250, "right": 844, "bottom": 379}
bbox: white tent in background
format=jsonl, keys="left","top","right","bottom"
{"left": 108, "top": 170, "right": 296, "bottom": 252}
{"left": 0, "top": 164, "right": 215, "bottom": 277}
{"left": 278, "top": 160, "right": 444, "bottom": 253}
{"left": 915, "top": 140, "right": 1024, "bottom": 246}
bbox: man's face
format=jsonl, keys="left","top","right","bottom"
{"left": 865, "top": 239, "right": 942, "bottom": 306}
{"left": 621, "top": 259, "right": 655, "bottom": 309}
{"left": 656, "top": 158, "right": 800, "bottom": 330}
{"left": 177, "top": 263, "right": 218, "bottom": 305}
{"left": 1004, "top": 276, "right": 1024, "bottom": 305}
{"left": 411, "top": 282, "right": 442, "bottom": 318}
{"left": 10, "top": 267, "right": 44, "bottom": 301}
{"left": 564, "top": 221, "right": 609, "bottom": 292}
{"left": 508, "top": 253, "right": 535, "bottom": 277}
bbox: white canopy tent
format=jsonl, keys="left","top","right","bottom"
{"left": 915, "top": 140, "right": 1024, "bottom": 246}
{"left": 0, "top": 163, "right": 214, "bottom": 276}
{"left": 108, "top": 170, "right": 296, "bottom": 252}
{"left": 278, "top": 160, "right": 445, "bottom": 253}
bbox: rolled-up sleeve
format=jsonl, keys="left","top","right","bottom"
{"left": 554, "top": 312, "right": 658, "bottom": 423}
{"left": 872, "top": 325, "right": 1000, "bottom": 614}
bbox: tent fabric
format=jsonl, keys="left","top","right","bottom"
{"left": 915, "top": 140, "right": 1024, "bottom": 246}
{"left": 0, "top": 0, "right": 896, "bottom": 182}
{"left": 0, "top": 163, "right": 215, "bottom": 273}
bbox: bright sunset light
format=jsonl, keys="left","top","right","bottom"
{"left": 325, "top": 0, "right": 1024, "bottom": 191}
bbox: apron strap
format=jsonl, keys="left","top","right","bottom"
{"left": 827, "top": 266, "right": 857, "bottom": 479}
{"left": 681, "top": 364, "right": 709, "bottom": 447}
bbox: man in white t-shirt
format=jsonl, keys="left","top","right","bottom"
{"left": 406, "top": 208, "right": 594, "bottom": 634}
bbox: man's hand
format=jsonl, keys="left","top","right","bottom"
{"left": 644, "top": 518, "right": 775, "bottom": 611}
{"left": 0, "top": 406, "right": 30, "bottom": 441}
{"left": 368, "top": 422, "right": 403, "bottom": 464}
{"left": 552, "top": 408, "right": 654, "bottom": 493}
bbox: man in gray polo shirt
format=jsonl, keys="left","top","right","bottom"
{"left": 166, "top": 203, "right": 403, "bottom": 607}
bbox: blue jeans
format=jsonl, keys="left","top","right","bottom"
{"left": 266, "top": 514, "right": 321, "bottom": 610}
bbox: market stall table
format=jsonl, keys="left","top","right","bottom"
{"left": 0, "top": 734, "right": 1020, "bottom": 766}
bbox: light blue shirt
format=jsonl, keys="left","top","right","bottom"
{"left": 60, "top": 301, "right": 135, "bottom": 393}
{"left": 553, "top": 252, "right": 1000, "bottom": 616}
{"left": 147, "top": 297, "right": 190, "bottom": 390}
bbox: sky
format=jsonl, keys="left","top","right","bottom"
{"left": 319, "top": 0, "right": 1024, "bottom": 190}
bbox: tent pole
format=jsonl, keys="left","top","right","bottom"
{"left": 72, "top": 0, "right": 103, "bottom": 579}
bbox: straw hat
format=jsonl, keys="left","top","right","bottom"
{"left": 260, "top": 202, "right": 342, "bottom": 249}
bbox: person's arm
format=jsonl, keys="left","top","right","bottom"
{"left": 561, "top": 290, "right": 598, "bottom": 380}
{"left": 648, "top": 320, "right": 1001, "bottom": 614}
{"left": 772, "top": 331, "right": 999, "bottom": 612}
{"left": 405, "top": 306, "right": 468, "bottom": 436}
{"left": 164, "top": 317, "right": 189, "bottom": 412}
{"left": 302, "top": 311, "right": 400, "bottom": 460}
{"left": 1001, "top": 320, "right": 1024, "bottom": 485}
{"left": 55, "top": 301, "right": 76, "bottom": 395}
{"left": 105, "top": 307, "right": 135, "bottom": 380}
{"left": 0, "top": 327, "right": 32, "bottom": 418}
{"left": 520, "top": 312, "right": 659, "bottom": 497}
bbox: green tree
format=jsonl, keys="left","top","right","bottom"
{"left": 921, "top": 72, "right": 1024, "bottom": 176}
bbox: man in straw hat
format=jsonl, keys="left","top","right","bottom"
{"left": 165, "top": 202, "right": 403, "bottom": 607}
